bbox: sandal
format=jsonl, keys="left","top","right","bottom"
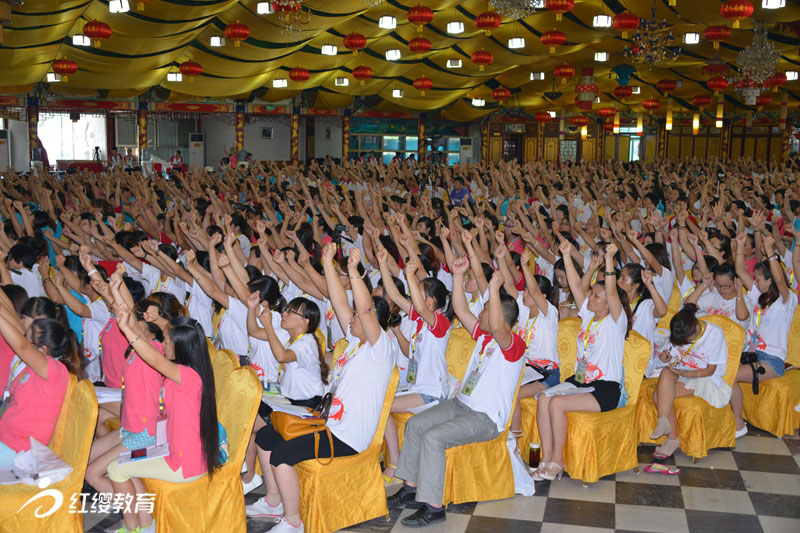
{"left": 644, "top": 463, "right": 680, "bottom": 475}
{"left": 653, "top": 437, "right": 680, "bottom": 460}
{"left": 382, "top": 464, "right": 399, "bottom": 485}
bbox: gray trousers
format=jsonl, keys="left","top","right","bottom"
{"left": 395, "top": 397, "right": 500, "bottom": 505}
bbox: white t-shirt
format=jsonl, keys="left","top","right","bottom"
{"left": 746, "top": 285, "right": 798, "bottom": 360}
{"left": 83, "top": 299, "right": 111, "bottom": 382}
{"left": 217, "top": 297, "right": 249, "bottom": 355}
{"left": 187, "top": 281, "right": 213, "bottom": 337}
{"left": 652, "top": 267, "right": 675, "bottom": 310}
{"left": 436, "top": 269, "right": 453, "bottom": 292}
{"left": 141, "top": 264, "right": 187, "bottom": 304}
{"left": 407, "top": 305, "right": 450, "bottom": 399}
{"left": 280, "top": 333, "right": 324, "bottom": 401}
{"left": 237, "top": 234, "right": 251, "bottom": 259}
{"left": 630, "top": 298, "right": 657, "bottom": 352}
{"left": 677, "top": 276, "right": 697, "bottom": 303}
{"left": 516, "top": 298, "right": 559, "bottom": 369}
{"left": 324, "top": 291, "right": 352, "bottom": 350}
{"left": 326, "top": 330, "right": 395, "bottom": 452}
{"left": 576, "top": 299, "right": 628, "bottom": 384}
{"left": 248, "top": 309, "right": 289, "bottom": 385}
{"left": 10, "top": 268, "right": 44, "bottom": 298}
{"left": 667, "top": 321, "right": 728, "bottom": 388}
{"left": 696, "top": 289, "right": 752, "bottom": 330}
{"left": 456, "top": 324, "right": 526, "bottom": 432}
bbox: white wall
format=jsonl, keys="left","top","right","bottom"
{"left": 313, "top": 119, "right": 342, "bottom": 160}
{"left": 8, "top": 119, "right": 29, "bottom": 172}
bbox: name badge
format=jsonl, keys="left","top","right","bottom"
{"left": 575, "top": 360, "right": 587, "bottom": 384}
{"left": 461, "top": 370, "right": 481, "bottom": 396}
{"left": 406, "top": 357, "right": 418, "bottom": 385}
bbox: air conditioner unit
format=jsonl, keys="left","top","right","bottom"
{"left": 0, "top": 130, "right": 10, "bottom": 171}
{"left": 188, "top": 132, "right": 204, "bottom": 167}
{"left": 459, "top": 137, "right": 473, "bottom": 162}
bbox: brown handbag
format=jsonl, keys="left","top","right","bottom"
{"left": 269, "top": 393, "right": 335, "bottom": 465}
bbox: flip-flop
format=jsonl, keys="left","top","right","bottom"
{"left": 644, "top": 463, "right": 680, "bottom": 475}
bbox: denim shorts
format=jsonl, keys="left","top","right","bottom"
{"left": 121, "top": 428, "right": 157, "bottom": 451}
{"left": 756, "top": 351, "right": 786, "bottom": 377}
{"left": 542, "top": 368, "right": 562, "bottom": 388}
{"left": 420, "top": 393, "right": 444, "bottom": 405}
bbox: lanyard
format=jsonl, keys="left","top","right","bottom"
{"left": 278, "top": 333, "right": 306, "bottom": 378}
{"left": 409, "top": 319, "right": 425, "bottom": 360}
{"left": 673, "top": 323, "right": 704, "bottom": 367}
{"left": 2, "top": 357, "right": 23, "bottom": 400}
{"left": 331, "top": 340, "right": 363, "bottom": 388}
{"left": 474, "top": 335, "right": 495, "bottom": 375}
{"left": 581, "top": 316, "right": 607, "bottom": 360}
{"left": 629, "top": 295, "right": 640, "bottom": 313}
{"left": 155, "top": 276, "right": 169, "bottom": 294}
{"left": 523, "top": 314, "right": 538, "bottom": 346}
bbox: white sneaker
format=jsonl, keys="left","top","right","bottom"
{"left": 735, "top": 425, "right": 748, "bottom": 439}
{"left": 270, "top": 517, "right": 305, "bottom": 533}
{"left": 245, "top": 496, "right": 284, "bottom": 518}
{"left": 242, "top": 472, "right": 263, "bottom": 495}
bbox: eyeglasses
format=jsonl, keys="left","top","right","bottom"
{"left": 287, "top": 309, "right": 305, "bottom": 318}
{"left": 715, "top": 281, "right": 734, "bottom": 290}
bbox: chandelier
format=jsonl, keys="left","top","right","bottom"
{"left": 360, "top": 0, "right": 384, "bottom": 7}
{"left": 489, "top": 0, "right": 542, "bottom": 20}
{"left": 273, "top": 1, "right": 312, "bottom": 36}
{"left": 623, "top": 4, "right": 681, "bottom": 67}
{"left": 738, "top": 21, "right": 780, "bottom": 86}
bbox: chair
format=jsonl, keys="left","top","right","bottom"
{"left": 657, "top": 284, "right": 681, "bottom": 330}
{"left": 635, "top": 315, "right": 744, "bottom": 460}
{"left": 739, "top": 307, "right": 800, "bottom": 437}
{"left": 517, "top": 317, "right": 580, "bottom": 449}
{"left": 295, "top": 368, "right": 399, "bottom": 533}
{"left": 49, "top": 374, "right": 77, "bottom": 454}
{"left": 0, "top": 379, "right": 98, "bottom": 532}
{"left": 441, "top": 372, "right": 524, "bottom": 505}
{"left": 144, "top": 366, "right": 261, "bottom": 533}
{"left": 212, "top": 348, "right": 240, "bottom": 407}
{"left": 563, "top": 331, "right": 652, "bottom": 484}
{"left": 391, "top": 327, "right": 475, "bottom": 449}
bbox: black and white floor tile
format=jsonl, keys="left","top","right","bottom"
{"left": 85, "top": 424, "right": 800, "bottom": 533}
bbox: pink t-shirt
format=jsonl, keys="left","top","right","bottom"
{"left": 101, "top": 318, "right": 127, "bottom": 389}
{"left": 0, "top": 337, "right": 16, "bottom": 389}
{"left": 0, "top": 357, "right": 69, "bottom": 452}
{"left": 120, "top": 341, "right": 165, "bottom": 436}
{"left": 164, "top": 365, "right": 206, "bottom": 478}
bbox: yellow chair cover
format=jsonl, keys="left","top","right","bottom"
{"left": 739, "top": 307, "right": 800, "bottom": 437}
{"left": 207, "top": 338, "right": 217, "bottom": 361}
{"left": 144, "top": 366, "right": 261, "bottom": 533}
{"left": 564, "top": 331, "right": 652, "bottom": 483}
{"left": 517, "top": 317, "right": 580, "bottom": 449}
{"left": 295, "top": 368, "right": 399, "bottom": 533}
{"left": 635, "top": 315, "right": 744, "bottom": 459}
{"left": 212, "top": 348, "right": 240, "bottom": 407}
{"left": 657, "top": 285, "right": 681, "bottom": 330}
{"left": 442, "top": 373, "right": 524, "bottom": 505}
{"left": 49, "top": 374, "right": 77, "bottom": 453}
{"left": 0, "top": 379, "right": 98, "bottom": 533}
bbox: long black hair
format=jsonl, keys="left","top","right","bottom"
{"left": 248, "top": 275, "right": 284, "bottom": 312}
{"left": 169, "top": 317, "right": 221, "bottom": 477}
{"left": 29, "top": 318, "right": 84, "bottom": 379}
{"left": 621, "top": 264, "right": 652, "bottom": 316}
{"left": 753, "top": 261, "right": 782, "bottom": 310}
{"left": 669, "top": 303, "right": 701, "bottom": 346}
{"left": 284, "top": 297, "right": 329, "bottom": 384}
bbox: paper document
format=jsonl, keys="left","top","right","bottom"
{"left": 94, "top": 386, "right": 122, "bottom": 404}
{"left": 535, "top": 382, "right": 594, "bottom": 399}
{"left": 262, "top": 398, "right": 316, "bottom": 418}
{"left": 521, "top": 366, "right": 544, "bottom": 385}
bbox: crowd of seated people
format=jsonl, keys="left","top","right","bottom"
{"left": 0, "top": 153, "right": 797, "bottom": 532}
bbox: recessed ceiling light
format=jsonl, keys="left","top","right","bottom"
{"left": 786, "top": 71, "right": 798, "bottom": 81}
{"left": 447, "top": 21, "right": 464, "bottom": 34}
{"left": 593, "top": 15, "right": 612, "bottom": 28}
{"left": 392, "top": 88, "right": 404, "bottom": 98}
{"left": 46, "top": 72, "right": 62, "bottom": 83}
{"left": 472, "top": 98, "right": 485, "bottom": 107}
{"left": 595, "top": 52, "right": 608, "bottom": 62}
{"left": 73, "top": 35, "right": 91, "bottom": 46}
{"left": 321, "top": 44, "right": 338, "bottom": 56}
{"left": 379, "top": 16, "right": 396, "bottom": 29}
{"left": 385, "top": 49, "right": 401, "bottom": 61}
{"left": 273, "top": 78, "right": 288, "bottom": 88}
{"left": 530, "top": 72, "right": 545, "bottom": 80}
{"left": 257, "top": 2, "right": 274, "bottom": 14}
{"left": 335, "top": 77, "right": 349, "bottom": 86}
{"left": 167, "top": 72, "right": 182, "bottom": 82}
{"left": 109, "top": 0, "right": 130, "bottom": 13}
{"left": 508, "top": 37, "right": 525, "bottom": 49}
{"left": 762, "top": 0, "right": 786, "bottom": 8}
{"left": 447, "top": 59, "right": 462, "bottom": 68}
{"left": 684, "top": 32, "right": 700, "bottom": 44}
{"left": 631, "top": 86, "right": 641, "bottom": 94}
{"left": 210, "top": 36, "right": 225, "bottom": 47}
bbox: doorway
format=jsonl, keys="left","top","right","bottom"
{"left": 559, "top": 139, "right": 578, "bottom": 162}
{"left": 629, "top": 136, "right": 641, "bottom": 161}
{"left": 503, "top": 134, "right": 522, "bottom": 162}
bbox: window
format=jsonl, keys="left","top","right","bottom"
{"left": 39, "top": 112, "right": 107, "bottom": 161}
{"left": 448, "top": 138, "right": 461, "bottom": 152}
{"left": 383, "top": 135, "right": 401, "bottom": 151}
{"left": 405, "top": 136, "right": 418, "bottom": 151}
{"left": 382, "top": 152, "right": 396, "bottom": 164}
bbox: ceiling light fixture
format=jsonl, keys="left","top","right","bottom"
{"left": 321, "top": 44, "right": 338, "bottom": 56}
{"left": 508, "top": 37, "right": 525, "bottom": 49}
{"left": 273, "top": 78, "right": 288, "bottom": 88}
{"left": 762, "top": 0, "right": 785, "bottom": 8}
{"left": 379, "top": 16, "right": 396, "bottom": 29}
{"left": 623, "top": 5, "right": 681, "bottom": 66}
{"left": 447, "top": 21, "right": 464, "bottom": 34}
{"left": 72, "top": 35, "right": 91, "bottom": 46}
{"left": 631, "top": 86, "right": 641, "bottom": 94}
{"left": 683, "top": 32, "right": 700, "bottom": 44}
{"left": 335, "top": 77, "right": 349, "bottom": 86}
{"left": 392, "top": 88, "right": 404, "bottom": 98}
{"left": 738, "top": 21, "right": 780, "bottom": 85}
{"left": 210, "top": 36, "right": 225, "bottom": 47}
{"left": 549, "top": 110, "right": 557, "bottom": 118}
{"left": 257, "top": 2, "right": 274, "bottom": 14}
{"left": 167, "top": 72, "right": 182, "bottom": 82}
{"left": 447, "top": 59, "right": 462, "bottom": 68}
{"left": 489, "top": 0, "right": 541, "bottom": 19}
{"left": 46, "top": 72, "right": 62, "bottom": 83}
{"left": 593, "top": 15, "right": 612, "bottom": 28}
{"left": 109, "top": 0, "right": 130, "bottom": 13}
{"left": 385, "top": 49, "right": 401, "bottom": 60}
{"left": 595, "top": 51, "right": 608, "bottom": 62}
{"left": 530, "top": 72, "right": 545, "bottom": 80}
{"left": 472, "top": 98, "right": 485, "bottom": 107}
{"left": 786, "top": 71, "right": 799, "bottom": 81}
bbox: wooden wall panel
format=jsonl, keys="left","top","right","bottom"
{"left": 667, "top": 134, "right": 680, "bottom": 161}
{"left": 544, "top": 138, "right": 558, "bottom": 161}
{"left": 731, "top": 137, "right": 743, "bottom": 160}
{"left": 695, "top": 137, "right": 707, "bottom": 159}
{"left": 743, "top": 136, "right": 756, "bottom": 160}
{"left": 604, "top": 134, "right": 615, "bottom": 160}
{"left": 618, "top": 136, "right": 630, "bottom": 162}
{"left": 770, "top": 136, "right": 782, "bottom": 162}
{"left": 644, "top": 134, "right": 657, "bottom": 162}
{"left": 582, "top": 138, "right": 595, "bottom": 162}
{"left": 707, "top": 137, "right": 720, "bottom": 158}
{"left": 680, "top": 136, "right": 693, "bottom": 160}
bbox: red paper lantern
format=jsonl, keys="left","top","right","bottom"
{"left": 545, "top": 0, "right": 574, "bottom": 22}
{"left": 553, "top": 63, "right": 575, "bottom": 84}
{"left": 642, "top": 98, "right": 661, "bottom": 113}
{"left": 720, "top": 0, "right": 753, "bottom": 29}
{"left": 614, "top": 85, "right": 633, "bottom": 100}
{"left": 656, "top": 79, "right": 677, "bottom": 96}
{"left": 756, "top": 94, "right": 771, "bottom": 110}
{"left": 476, "top": 12, "right": 501, "bottom": 36}
{"left": 702, "top": 63, "right": 730, "bottom": 77}
{"left": 352, "top": 65, "right": 373, "bottom": 86}
{"left": 612, "top": 12, "right": 640, "bottom": 39}
{"left": 492, "top": 87, "right": 511, "bottom": 101}
{"left": 571, "top": 115, "right": 589, "bottom": 127}
{"left": 603, "top": 121, "right": 615, "bottom": 132}
{"left": 598, "top": 107, "right": 615, "bottom": 118}
{"left": 692, "top": 94, "right": 712, "bottom": 108}
{"left": 770, "top": 72, "right": 787, "bottom": 92}
{"left": 83, "top": 20, "right": 112, "bottom": 48}
{"left": 704, "top": 26, "right": 731, "bottom": 49}
{"left": 289, "top": 66, "right": 310, "bottom": 85}
{"left": 343, "top": 32, "right": 366, "bottom": 55}
{"left": 407, "top": 5, "right": 434, "bottom": 32}
{"left": 224, "top": 21, "right": 250, "bottom": 47}
{"left": 707, "top": 76, "right": 729, "bottom": 95}
{"left": 179, "top": 60, "right": 203, "bottom": 81}
{"left": 576, "top": 83, "right": 599, "bottom": 94}
{"left": 540, "top": 29, "right": 566, "bottom": 54}
{"left": 409, "top": 37, "right": 431, "bottom": 58}
{"left": 413, "top": 76, "right": 433, "bottom": 95}
{"left": 534, "top": 111, "right": 552, "bottom": 123}
{"left": 471, "top": 49, "right": 493, "bottom": 71}
{"left": 52, "top": 57, "right": 77, "bottom": 81}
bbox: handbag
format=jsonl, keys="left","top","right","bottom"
{"left": 270, "top": 392, "right": 335, "bottom": 465}
{"left": 740, "top": 351, "right": 765, "bottom": 395}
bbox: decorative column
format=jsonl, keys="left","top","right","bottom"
{"left": 417, "top": 112, "right": 426, "bottom": 165}
{"left": 290, "top": 106, "right": 300, "bottom": 163}
{"left": 137, "top": 101, "right": 148, "bottom": 163}
{"left": 234, "top": 104, "right": 245, "bottom": 154}
{"left": 657, "top": 122, "right": 667, "bottom": 160}
{"left": 596, "top": 122, "right": 605, "bottom": 161}
{"left": 780, "top": 92, "right": 790, "bottom": 161}
{"left": 481, "top": 120, "right": 489, "bottom": 164}
{"left": 720, "top": 123, "right": 731, "bottom": 160}
{"left": 342, "top": 110, "right": 351, "bottom": 161}
{"left": 27, "top": 97, "right": 38, "bottom": 161}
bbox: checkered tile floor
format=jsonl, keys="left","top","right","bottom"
{"left": 85, "top": 424, "right": 800, "bottom": 533}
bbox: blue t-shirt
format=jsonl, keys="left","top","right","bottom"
{"left": 66, "top": 289, "right": 86, "bottom": 343}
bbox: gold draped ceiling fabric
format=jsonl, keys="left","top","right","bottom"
{"left": 1, "top": 1, "right": 800, "bottom": 121}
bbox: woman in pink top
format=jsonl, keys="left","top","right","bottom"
{"left": 105, "top": 275, "right": 220, "bottom": 533}
{"left": 0, "top": 311, "right": 81, "bottom": 467}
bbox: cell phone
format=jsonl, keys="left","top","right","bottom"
{"left": 131, "top": 448, "right": 147, "bottom": 460}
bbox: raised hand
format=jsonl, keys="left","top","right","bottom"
{"left": 489, "top": 268, "right": 504, "bottom": 290}
{"left": 348, "top": 248, "right": 363, "bottom": 271}
{"left": 605, "top": 242, "right": 618, "bottom": 261}
{"left": 322, "top": 242, "right": 337, "bottom": 263}
{"left": 405, "top": 256, "right": 420, "bottom": 276}
{"left": 558, "top": 240, "right": 571, "bottom": 257}
{"left": 246, "top": 291, "right": 260, "bottom": 310}
{"left": 641, "top": 269, "right": 653, "bottom": 286}
{"left": 451, "top": 256, "right": 469, "bottom": 275}
{"left": 521, "top": 249, "right": 533, "bottom": 264}
{"left": 218, "top": 253, "right": 230, "bottom": 269}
